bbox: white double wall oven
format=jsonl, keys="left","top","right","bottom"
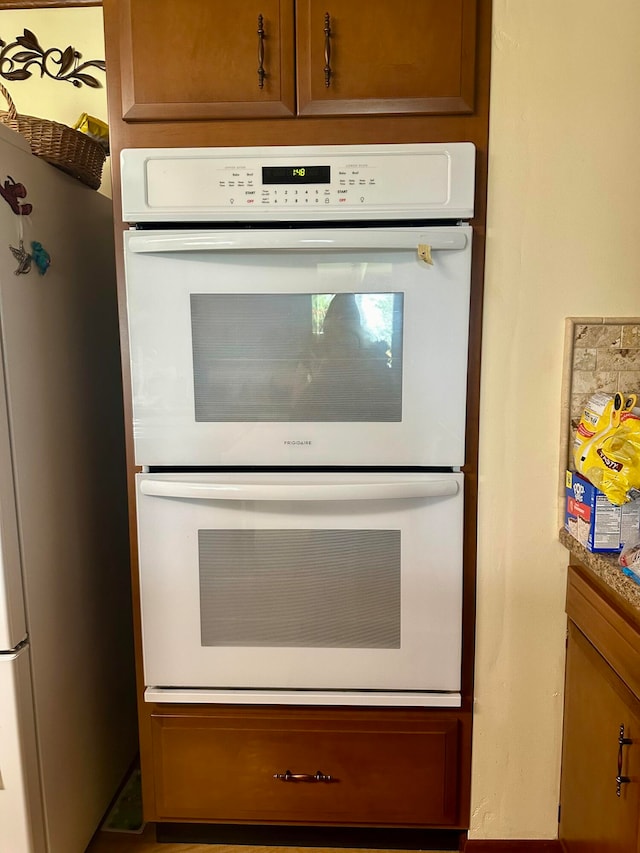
{"left": 121, "top": 143, "right": 475, "bottom": 708}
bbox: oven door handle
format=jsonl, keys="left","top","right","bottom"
{"left": 126, "top": 230, "right": 468, "bottom": 254}
{"left": 138, "top": 478, "right": 460, "bottom": 502}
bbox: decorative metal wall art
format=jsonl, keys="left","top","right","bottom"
{"left": 0, "top": 28, "right": 105, "bottom": 87}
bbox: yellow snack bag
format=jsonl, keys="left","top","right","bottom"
{"left": 573, "top": 392, "right": 617, "bottom": 461}
{"left": 73, "top": 113, "right": 109, "bottom": 153}
{"left": 574, "top": 392, "right": 640, "bottom": 505}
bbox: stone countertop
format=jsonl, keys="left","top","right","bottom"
{"left": 559, "top": 527, "right": 640, "bottom": 612}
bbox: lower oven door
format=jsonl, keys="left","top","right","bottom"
{"left": 137, "top": 471, "right": 463, "bottom": 706}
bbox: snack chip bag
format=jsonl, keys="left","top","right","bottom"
{"left": 73, "top": 113, "right": 109, "bottom": 153}
{"left": 573, "top": 391, "right": 640, "bottom": 505}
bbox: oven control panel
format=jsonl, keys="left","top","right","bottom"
{"left": 121, "top": 143, "right": 476, "bottom": 223}
{"left": 215, "top": 164, "right": 379, "bottom": 209}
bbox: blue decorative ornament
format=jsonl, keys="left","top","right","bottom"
{"left": 30, "top": 241, "right": 51, "bottom": 275}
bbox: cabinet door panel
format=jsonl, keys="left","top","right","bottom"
{"left": 560, "top": 623, "right": 640, "bottom": 852}
{"left": 151, "top": 707, "right": 461, "bottom": 825}
{"left": 296, "top": 0, "right": 477, "bottom": 117}
{"left": 118, "top": 0, "right": 295, "bottom": 120}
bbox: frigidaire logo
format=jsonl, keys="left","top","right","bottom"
{"left": 284, "top": 440, "right": 312, "bottom": 446}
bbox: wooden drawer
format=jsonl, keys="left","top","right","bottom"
{"left": 150, "top": 706, "right": 462, "bottom": 826}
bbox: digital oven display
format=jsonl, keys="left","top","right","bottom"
{"left": 262, "top": 165, "right": 331, "bottom": 185}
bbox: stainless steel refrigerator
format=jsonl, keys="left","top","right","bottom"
{"left": 0, "top": 123, "right": 136, "bottom": 852}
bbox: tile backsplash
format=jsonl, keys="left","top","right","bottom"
{"left": 570, "top": 320, "right": 640, "bottom": 441}
{"left": 558, "top": 317, "right": 640, "bottom": 527}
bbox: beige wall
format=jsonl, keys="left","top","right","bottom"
{"left": 472, "top": 0, "right": 640, "bottom": 839}
{"left": 6, "top": 0, "right": 640, "bottom": 841}
{"left": 0, "top": 8, "right": 109, "bottom": 194}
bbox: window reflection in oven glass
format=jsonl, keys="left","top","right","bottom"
{"left": 190, "top": 291, "right": 403, "bottom": 422}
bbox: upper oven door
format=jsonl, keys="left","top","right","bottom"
{"left": 124, "top": 225, "right": 472, "bottom": 468}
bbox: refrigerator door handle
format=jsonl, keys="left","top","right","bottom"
{"left": 138, "top": 478, "right": 460, "bottom": 502}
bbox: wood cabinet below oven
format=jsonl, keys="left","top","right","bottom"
{"left": 147, "top": 704, "right": 470, "bottom": 827}
{"left": 106, "top": 0, "right": 478, "bottom": 122}
{"left": 559, "top": 563, "right": 640, "bottom": 852}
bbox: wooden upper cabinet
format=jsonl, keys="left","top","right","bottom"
{"left": 110, "top": 0, "right": 478, "bottom": 122}
{"left": 116, "top": 0, "right": 296, "bottom": 121}
{"left": 296, "top": 0, "right": 477, "bottom": 117}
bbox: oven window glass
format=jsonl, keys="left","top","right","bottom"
{"left": 198, "top": 529, "right": 401, "bottom": 648}
{"left": 190, "top": 291, "right": 403, "bottom": 422}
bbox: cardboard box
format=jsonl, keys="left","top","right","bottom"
{"left": 565, "top": 470, "right": 640, "bottom": 552}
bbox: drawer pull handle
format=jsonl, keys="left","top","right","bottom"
{"left": 274, "top": 769, "right": 333, "bottom": 783}
{"left": 616, "top": 723, "right": 632, "bottom": 797}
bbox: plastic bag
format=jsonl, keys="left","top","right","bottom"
{"left": 619, "top": 533, "right": 640, "bottom": 584}
{"left": 573, "top": 391, "right": 640, "bottom": 505}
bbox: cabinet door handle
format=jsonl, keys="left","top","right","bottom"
{"left": 274, "top": 769, "right": 333, "bottom": 783}
{"left": 616, "top": 724, "right": 632, "bottom": 797}
{"left": 257, "top": 14, "right": 266, "bottom": 89}
{"left": 323, "top": 12, "right": 332, "bottom": 87}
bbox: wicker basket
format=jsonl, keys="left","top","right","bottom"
{"left": 0, "top": 83, "right": 105, "bottom": 190}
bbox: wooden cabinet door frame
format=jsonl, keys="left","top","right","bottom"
{"left": 295, "top": 0, "right": 477, "bottom": 117}
{"left": 560, "top": 622, "right": 640, "bottom": 851}
{"left": 117, "top": 0, "right": 296, "bottom": 121}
